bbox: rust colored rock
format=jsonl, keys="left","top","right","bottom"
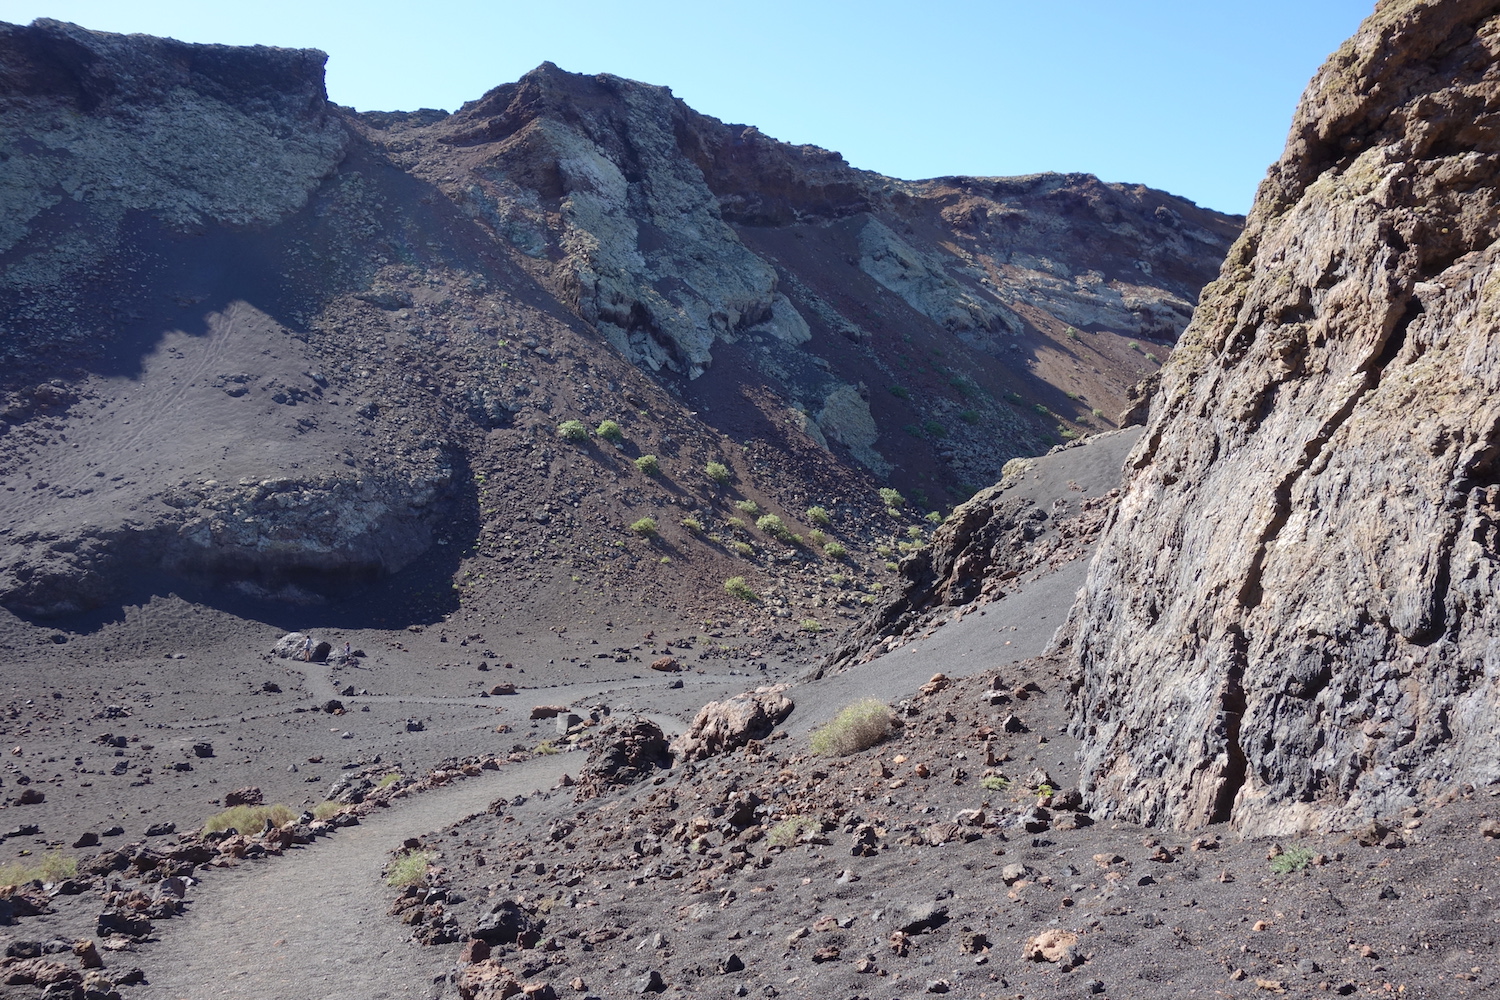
{"left": 918, "top": 673, "right": 949, "bottom": 697}
{"left": 73, "top": 939, "right": 103, "bottom": 969}
{"left": 1070, "top": 0, "right": 1500, "bottom": 834}
{"left": 649, "top": 656, "right": 680, "bottom": 672}
{"left": 2, "top": 958, "right": 82, "bottom": 987}
{"left": 671, "top": 686, "right": 794, "bottom": 761}
{"left": 223, "top": 787, "right": 263, "bottom": 808}
{"left": 460, "top": 938, "right": 492, "bottom": 964}
{"left": 489, "top": 683, "right": 517, "bottom": 696}
{"left": 458, "top": 959, "right": 524, "bottom": 1000}
{"left": 529, "top": 705, "right": 568, "bottom": 720}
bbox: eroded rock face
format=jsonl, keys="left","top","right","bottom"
{"left": 1069, "top": 0, "right": 1500, "bottom": 833}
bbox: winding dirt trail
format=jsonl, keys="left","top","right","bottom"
{"left": 131, "top": 756, "right": 570, "bottom": 1000}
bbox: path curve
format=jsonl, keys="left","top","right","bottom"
{"left": 131, "top": 756, "right": 571, "bottom": 1000}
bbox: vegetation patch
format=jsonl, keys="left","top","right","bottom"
{"left": 823, "top": 540, "right": 847, "bottom": 560}
{"left": 386, "top": 849, "right": 435, "bottom": 888}
{"left": 767, "top": 815, "right": 821, "bottom": 848}
{"left": 704, "top": 461, "right": 731, "bottom": 484}
{"left": 557, "top": 419, "right": 588, "bottom": 442}
{"left": 634, "top": 454, "right": 660, "bottom": 476}
{"left": 629, "top": 517, "right": 658, "bottom": 537}
{"left": 724, "top": 576, "right": 758, "bottom": 601}
{"left": 595, "top": 419, "right": 623, "bottom": 442}
{"left": 1270, "top": 845, "right": 1317, "bottom": 875}
{"left": 879, "top": 488, "right": 905, "bottom": 509}
{"left": 735, "top": 499, "right": 760, "bottom": 515}
{"left": 203, "top": 803, "right": 297, "bottom": 834}
{"left": 810, "top": 698, "right": 893, "bottom": 756}
{"left": 680, "top": 515, "right": 704, "bottom": 533}
{"left": 806, "top": 505, "right": 831, "bottom": 526}
{"left": 313, "top": 801, "right": 345, "bottom": 821}
{"left": 0, "top": 850, "right": 77, "bottom": 886}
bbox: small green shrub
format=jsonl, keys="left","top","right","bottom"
{"left": 377, "top": 773, "right": 401, "bottom": 790}
{"left": 634, "top": 454, "right": 660, "bottom": 476}
{"left": 923, "top": 420, "right": 947, "bottom": 438}
{"left": 807, "top": 528, "right": 828, "bottom": 547}
{"left": 767, "top": 816, "right": 819, "bottom": 848}
{"left": 1092, "top": 407, "right": 1106, "bottom": 419}
{"left": 806, "top": 506, "right": 831, "bottom": 526}
{"left": 888, "top": 385, "right": 910, "bottom": 399}
{"left": 903, "top": 423, "right": 924, "bottom": 438}
{"left": 1060, "top": 428, "right": 1081, "bottom": 440}
{"left": 596, "top": 419, "right": 623, "bottom": 442}
{"left": 1145, "top": 351, "right": 1161, "bottom": 364}
{"left": 386, "top": 849, "right": 435, "bottom": 887}
{"left": 557, "top": 419, "right": 588, "bottom": 442}
{"left": 1128, "top": 340, "right": 1142, "bottom": 352}
{"left": 724, "top": 576, "right": 758, "bottom": 601}
{"left": 960, "top": 409, "right": 980, "bottom": 425}
{"left": 735, "top": 499, "right": 760, "bottom": 515}
{"left": 925, "top": 511, "right": 943, "bottom": 525}
{"left": 907, "top": 525, "right": 925, "bottom": 539}
{"left": 800, "top": 619, "right": 822, "bottom": 632}
{"left": 681, "top": 516, "right": 704, "bottom": 533}
{"left": 732, "top": 541, "right": 755, "bottom": 557}
{"left": 535, "top": 740, "right": 559, "bottom": 755}
{"left": 823, "top": 541, "right": 847, "bottom": 560}
{"left": 1066, "top": 327, "right": 1081, "bottom": 342}
{"left": 875, "top": 544, "right": 894, "bottom": 558}
{"left": 878, "top": 488, "right": 905, "bottom": 509}
{"left": 1033, "top": 403, "right": 1051, "bottom": 416}
{"left": 203, "top": 803, "right": 297, "bottom": 834}
{"left": 313, "top": 801, "right": 344, "bottom": 821}
{"left": 755, "top": 513, "right": 787, "bottom": 537}
{"left": 659, "top": 555, "right": 672, "bottom": 564}
{"left": 0, "top": 850, "right": 77, "bottom": 886}
{"left": 1270, "top": 845, "right": 1316, "bottom": 875}
{"left": 980, "top": 775, "right": 1009, "bottom": 791}
{"left": 810, "top": 698, "right": 893, "bottom": 756}
{"left": 629, "top": 517, "right": 658, "bottom": 537}
{"left": 885, "top": 560, "right": 900, "bottom": 572}
{"left": 705, "top": 461, "right": 730, "bottom": 484}
{"left": 1004, "top": 391, "right": 1024, "bottom": 404}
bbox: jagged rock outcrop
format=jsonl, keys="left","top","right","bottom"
{"left": 1069, "top": 0, "right": 1500, "bottom": 834}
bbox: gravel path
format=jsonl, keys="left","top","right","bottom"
{"left": 131, "top": 756, "right": 570, "bottom": 1000}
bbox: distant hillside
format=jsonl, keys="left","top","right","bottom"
{"left": 0, "top": 19, "right": 1237, "bottom": 623}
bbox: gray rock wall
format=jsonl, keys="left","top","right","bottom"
{"left": 1068, "top": 0, "right": 1500, "bottom": 834}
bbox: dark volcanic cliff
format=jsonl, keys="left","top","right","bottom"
{"left": 1067, "top": 0, "right": 1500, "bottom": 834}
{"left": 0, "top": 19, "right": 1236, "bottom": 619}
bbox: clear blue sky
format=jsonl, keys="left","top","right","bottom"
{"left": 3, "top": 1, "right": 1374, "bottom": 215}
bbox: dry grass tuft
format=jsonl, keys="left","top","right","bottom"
{"left": 810, "top": 698, "right": 893, "bottom": 756}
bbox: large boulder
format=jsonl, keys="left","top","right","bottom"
{"left": 1068, "top": 0, "right": 1500, "bottom": 833}
{"left": 671, "top": 686, "right": 793, "bottom": 760}
{"left": 573, "top": 717, "right": 672, "bottom": 800}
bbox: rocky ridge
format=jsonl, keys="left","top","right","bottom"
{"left": 0, "top": 18, "right": 1237, "bottom": 620}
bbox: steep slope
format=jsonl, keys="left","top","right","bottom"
{"left": 0, "top": 19, "right": 1237, "bottom": 624}
{"left": 1068, "top": 0, "right": 1500, "bottom": 834}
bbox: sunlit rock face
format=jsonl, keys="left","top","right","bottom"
{"left": 1068, "top": 0, "right": 1500, "bottom": 834}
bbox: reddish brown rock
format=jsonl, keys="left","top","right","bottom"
{"left": 223, "top": 787, "right": 263, "bottom": 808}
